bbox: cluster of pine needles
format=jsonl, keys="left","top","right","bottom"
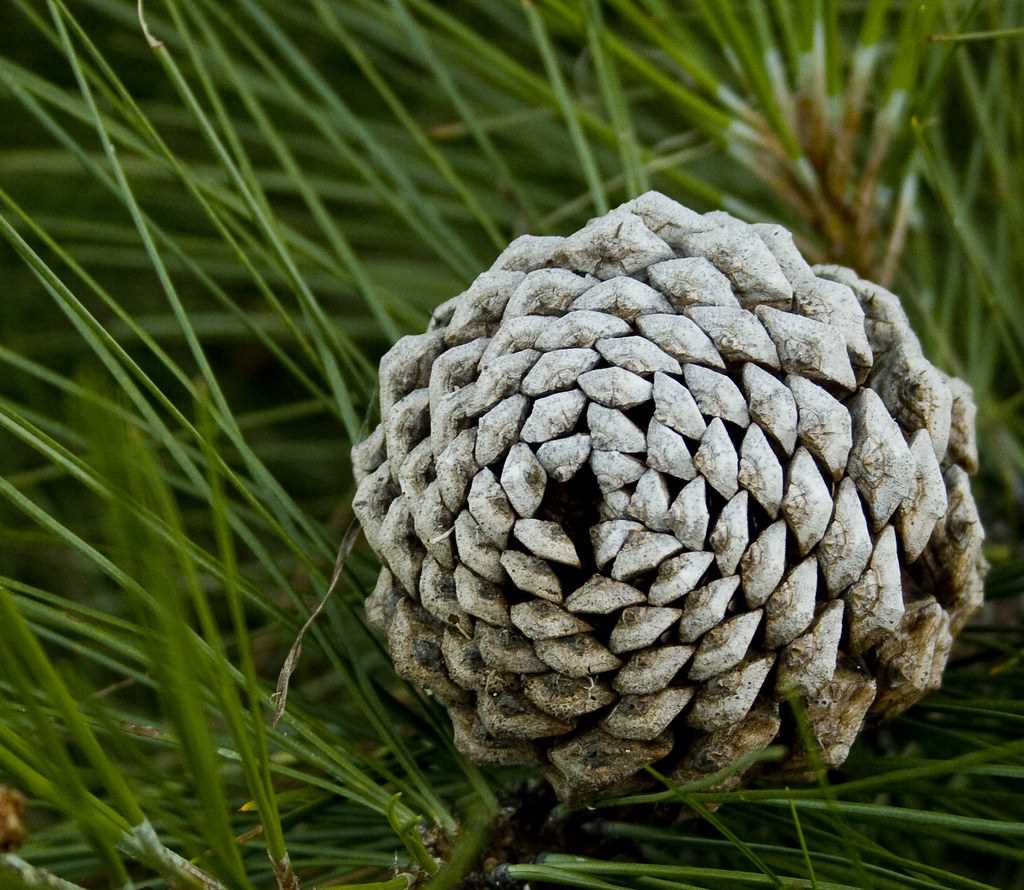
{"left": 1, "top": 1, "right": 1023, "bottom": 888}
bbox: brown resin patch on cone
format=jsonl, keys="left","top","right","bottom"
{"left": 352, "top": 191, "right": 987, "bottom": 801}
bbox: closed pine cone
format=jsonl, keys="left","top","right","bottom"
{"left": 352, "top": 192, "right": 986, "bottom": 801}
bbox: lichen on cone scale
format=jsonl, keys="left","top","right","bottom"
{"left": 351, "top": 191, "right": 987, "bottom": 802}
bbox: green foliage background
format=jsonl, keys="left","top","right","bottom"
{"left": 1, "top": 1, "right": 1023, "bottom": 888}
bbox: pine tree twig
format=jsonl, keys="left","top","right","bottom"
{"left": 271, "top": 520, "right": 361, "bottom": 728}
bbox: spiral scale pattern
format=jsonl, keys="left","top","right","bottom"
{"left": 352, "top": 192, "right": 986, "bottom": 801}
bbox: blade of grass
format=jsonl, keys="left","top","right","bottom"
{"left": 931, "top": 26, "right": 1024, "bottom": 43}
{"left": 789, "top": 799, "right": 818, "bottom": 890}
{"left": 585, "top": 0, "right": 647, "bottom": 197}
{"left": 312, "top": 0, "right": 506, "bottom": 251}
{"left": 387, "top": 0, "right": 541, "bottom": 227}
{"left": 176, "top": 0, "right": 402, "bottom": 345}
{"left": 233, "top": 0, "right": 482, "bottom": 280}
{"left": 198, "top": 392, "right": 294, "bottom": 887}
{"left": 47, "top": 1, "right": 336, "bottom": 558}
{"left": 521, "top": 0, "right": 607, "bottom": 214}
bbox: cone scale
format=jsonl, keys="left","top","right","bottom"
{"left": 352, "top": 192, "right": 986, "bottom": 801}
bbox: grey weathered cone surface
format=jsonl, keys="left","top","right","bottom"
{"left": 352, "top": 191, "right": 987, "bottom": 801}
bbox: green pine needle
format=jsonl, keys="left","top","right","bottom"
{"left": 1, "top": 1, "right": 1023, "bottom": 887}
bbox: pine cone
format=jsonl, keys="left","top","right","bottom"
{"left": 352, "top": 192, "right": 986, "bottom": 801}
